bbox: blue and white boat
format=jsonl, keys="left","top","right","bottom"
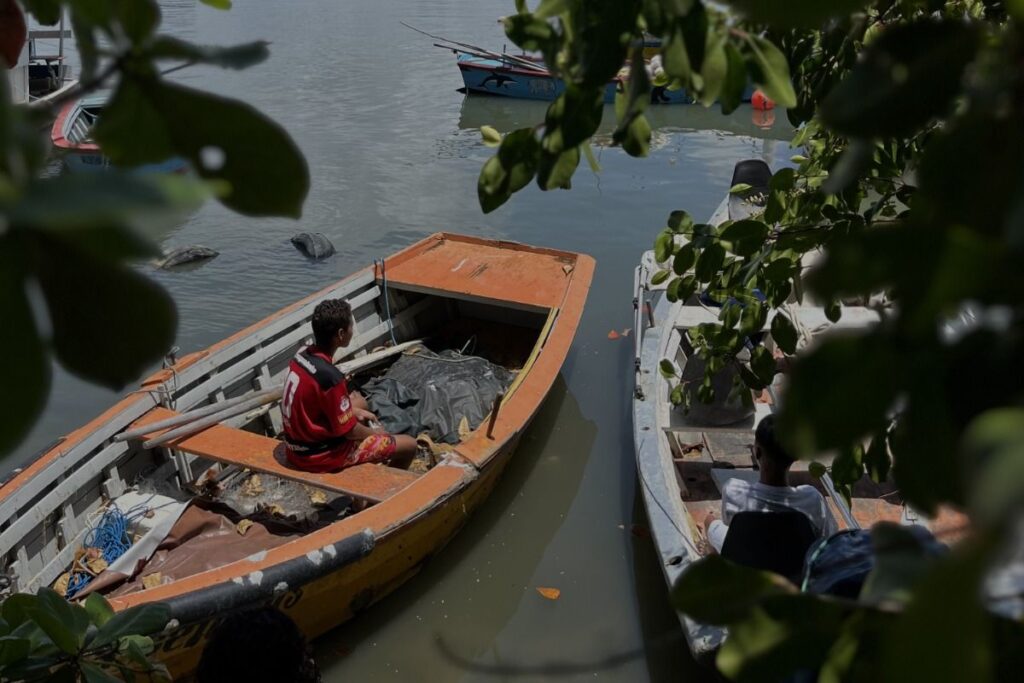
{"left": 456, "top": 53, "right": 696, "bottom": 104}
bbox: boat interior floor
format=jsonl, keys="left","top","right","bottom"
{"left": 73, "top": 314, "right": 540, "bottom": 598}
{"left": 672, "top": 430, "right": 967, "bottom": 557}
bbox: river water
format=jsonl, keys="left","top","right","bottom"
{"left": 16, "top": 1, "right": 793, "bottom": 680}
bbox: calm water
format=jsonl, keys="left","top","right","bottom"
{"left": 16, "top": 1, "right": 793, "bottom": 679}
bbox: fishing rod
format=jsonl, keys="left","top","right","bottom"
{"left": 402, "top": 22, "right": 549, "bottom": 73}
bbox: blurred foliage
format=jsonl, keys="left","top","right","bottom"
{"left": 0, "top": 589, "right": 172, "bottom": 681}
{"left": 490, "top": 0, "right": 1024, "bottom": 680}
{"left": 0, "top": 0, "right": 309, "bottom": 455}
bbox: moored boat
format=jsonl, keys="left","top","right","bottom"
{"left": 457, "top": 53, "right": 697, "bottom": 104}
{"left": 0, "top": 233, "right": 593, "bottom": 677}
{"left": 50, "top": 95, "right": 188, "bottom": 173}
{"left": 630, "top": 161, "right": 965, "bottom": 660}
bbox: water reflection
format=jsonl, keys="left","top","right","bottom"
{"left": 458, "top": 96, "right": 793, "bottom": 142}
{"left": 316, "top": 376, "right": 597, "bottom": 677}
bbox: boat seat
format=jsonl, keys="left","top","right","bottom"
{"left": 132, "top": 407, "right": 419, "bottom": 504}
{"left": 720, "top": 510, "right": 817, "bottom": 583}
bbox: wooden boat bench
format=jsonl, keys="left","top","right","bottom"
{"left": 132, "top": 408, "right": 419, "bottom": 504}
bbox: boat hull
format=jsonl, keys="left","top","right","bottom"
{"left": 0, "top": 233, "right": 593, "bottom": 679}
{"left": 50, "top": 96, "right": 188, "bottom": 174}
{"left": 457, "top": 55, "right": 696, "bottom": 104}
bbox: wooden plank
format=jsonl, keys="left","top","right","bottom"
{"left": 135, "top": 408, "right": 419, "bottom": 504}
{"left": 0, "top": 441, "right": 132, "bottom": 558}
{"left": 664, "top": 401, "right": 771, "bottom": 434}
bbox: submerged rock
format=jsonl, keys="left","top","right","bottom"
{"left": 155, "top": 245, "right": 219, "bottom": 269}
{"left": 290, "top": 232, "right": 335, "bottom": 260}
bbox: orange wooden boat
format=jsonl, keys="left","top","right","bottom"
{"left": 0, "top": 233, "right": 593, "bottom": 677}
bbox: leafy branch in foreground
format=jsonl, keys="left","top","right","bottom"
{"left": 493, "top": 0, "right": 1024, "bottom": 680}
{"left": 0, "top": 0, "right": 310, "bottom": 456}
{"left": 0, "top": 589, "right": 172, "bottom": 681}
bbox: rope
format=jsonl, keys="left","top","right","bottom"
{"left": 64, "top": 502, "right": 154, "bottom": 599}
{"left": 378, "top": 259, "right": 398, "bottom": 346}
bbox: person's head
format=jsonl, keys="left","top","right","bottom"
{"left": 311, "top": 298, "right": 353, "bottom": 351}
{"left": 196, "top": 606, "right": 321, "bottom": 683}
{"left": 753, "top": 414, "right": 795, "bottom": 472}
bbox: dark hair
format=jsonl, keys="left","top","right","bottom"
{"left": 311, "top": 299, "right": 352, "bottom": 349}
{"left": 754, "top": 414, "right": 795, "bottom": 467}
{"left": 196, "top": 607, "right": 321, "bottom": 683}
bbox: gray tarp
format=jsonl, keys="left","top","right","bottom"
{"left": 358, "top": 346, "right": 514, "bottom": 444}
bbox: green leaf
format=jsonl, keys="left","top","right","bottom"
{"left": 695, "top": 243, "right": 725, "bottom": 283}
{"left": 699, "top": 32, "right": 727, "bottom": 106}
{"left": 92, "top": 604, "right": 171, "bottom": 649}
{"left": 672, "top": 243, "right": 696, "bottom": 275}
{"left": 729, "top": 183, "right": 753, "bottom": 195}
{"left": 720, "top": 42, "right": 747, "bottom": 115}
{"left": 98, "top": 78, "right": 309, "bottom": 218}
{"left": 27, "top": 588, "right": 89, "bottom": 655}
{"left": 200, "top": 0, "right": 233, "bottom": 8}
{"left": 743, "top": 35, "right": 796, "bottom": 109}
{"left": 114, "top": 0, "right": 160, "bottom": 44}
{"left": 824, "top": 301, "right": 842, "bottom": 323}
{"left": 82, "top": 662, "right": 124, "bottom": 683}
{"left": 0, "top": 239, "right": 50, "bottom": 455}
{"left": 667, "top": 210, "right": 693, "bottom": 233}
{"left": 727, "top": 0, "right": 866, "bottom": 29}
{"left": 480, "top": 125, "right": 502, "bottom": 147}
{"left": 881, "top": 534, "right": 998, "bottom": 682}
{"left": 650, "top": 269, "right": 671, "bottom": 286}
{"left": 720, "top": 220, "right": 769, "bottom": 257}
{"left": 864, "top": 433, "right": 891, "bottom": 484}
{"left": 2, "top": 594, "right": 37, "bottom": 629}
{"left": 671, "top": 556, "right": 795, "bottom": 625}
{"left": 739, "top": 300, "right": 767, "bottom": 336}
{"left": 478, "top": 127, "right": 541, "bottom": 213}
{"left": 621, "top": 114, "right": 651, "bottom": 157}
{"left": 770, "top": 312, "right": 798, "bottom": 354}
{"left": 860, "top": 523, "right": 944, "bottom": 604}
{"left": 0, "top": 636, "right": 31, "bottom": 666}
{"left": 820, "top": 21, "right": 980, "bottom": 138}
{"left": 778, "top": 333, "right": 901, "bottom": 456}
{"left": 661, "top": 27, "right": 691, "bottom": 81}
{"left": 750, "top": 345, "right": 776, "bottom": 386}
{"left": 654, "top": 230, "right": 673, "bottom": 263}
{"left": 31, "top": 232, "right": 177, "bottom": 390}
{"left": 716, "top": 595, "right": 850, "bottom": 682}
{"left": 831, "top": 444, "right": 864, "bottom": 488}
{"left": 962, "top": 408, "right": 1024, "bottom": 528}
{"left": 21, "top": 0, "right": 60, "bottom": 24}
{"left": 83, "top": 595, "right": 115, "bottom": 628}
{"left": 145, "top": 37, "right": 269, "bottom": 70}
{"left": 537, "top": 146, "right": 580, "bottom": 190}
{"left": 659, "top": 359, "right": 677, "bottom": 378}
{"left": 12, "top": 173, "right": 198, "bottom": 245}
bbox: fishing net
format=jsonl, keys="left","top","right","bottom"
{"left": 357, "top": 345, "right": 514, "bottom": 444}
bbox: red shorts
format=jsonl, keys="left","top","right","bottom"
{"left": 286, "top": 434, "right": 397, "bottom": 473}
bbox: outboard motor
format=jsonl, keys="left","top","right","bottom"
{"left": 727, "top": 159, "right": 772, "bottom": 222}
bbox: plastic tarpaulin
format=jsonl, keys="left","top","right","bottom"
{"left": 359, "top": 346, "right": 514, "bottom": 444}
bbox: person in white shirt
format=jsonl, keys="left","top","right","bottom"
{"left": 703, "top": 414, "right": 838, "bottom": 552}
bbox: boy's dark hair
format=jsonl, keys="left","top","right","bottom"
{"left": 311, "top": 299, "right": 352, "bottom": 349}
{"left": 754, "top": 414, "right": 795, "bottom": 467}
{"left": 197, "top": 607, "right": 321, "bottom": 683}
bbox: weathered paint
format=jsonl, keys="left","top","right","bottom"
{"left": 2, "top": 233, "right": 592, "bottom": 679}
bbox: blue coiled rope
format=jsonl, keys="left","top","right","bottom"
{"left": 64, "top": 503, "right": 152, "bottom": 599}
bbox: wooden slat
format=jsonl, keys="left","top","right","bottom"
{"left": 135, "top": 408, "right": 418, "bottom": 504}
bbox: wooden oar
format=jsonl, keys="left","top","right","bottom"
{"left": 136, "top": 340, "right": 425, "bottom": 449}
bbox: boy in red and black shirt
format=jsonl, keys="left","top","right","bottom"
{"left": 281, "top": 299, "right": 417, "bottom": 472}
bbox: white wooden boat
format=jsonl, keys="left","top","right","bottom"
{"left": 630, "top": 161, "right": 964, "bottom": 660}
